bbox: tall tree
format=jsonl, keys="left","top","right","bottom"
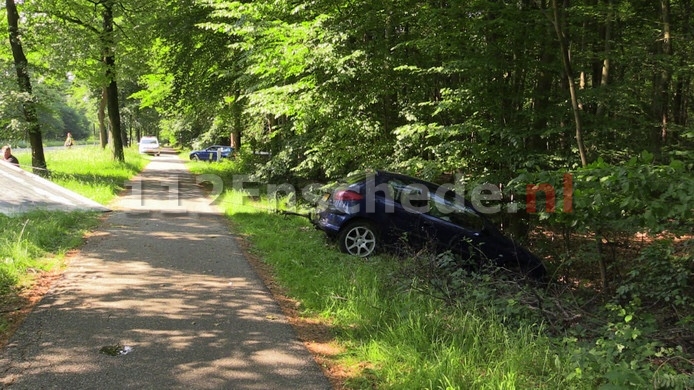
{"left": 101, "top": 0, "right": 123, "bottom": 161}
{"left": 552, "top": 0, "right": 588, "bottom": 168}
{"left": 5, "top": 0, "right": 47, "bottom": 173}
{"left": 652, "top": 0, "right": 673, "bottom": 159}
{"left": 34, "top": 0, "right": 152, "bottom": 161}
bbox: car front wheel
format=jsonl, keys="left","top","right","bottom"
{"left": 191, "top": 155, "right": 199, "bottom": 161}
{"left": 338, "top": 221, "right": 378, "bottom": 257}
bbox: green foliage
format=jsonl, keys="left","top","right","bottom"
{"left": 512, "top": 155, "right": 694, "bottom": 235}
{"left": 616, "top": 241, "right": 693, "bottom": 314}
{"left": 564, "top": 303, "right": 692, "bottom": 389}
{"left": 1, "top": 80, "right": 92, "bottom": 143}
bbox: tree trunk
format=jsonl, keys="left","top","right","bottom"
{"left": 674, "top": 0, "right": 691, "bottom": 127}
{"left": 660, "top": 0, "right": 672, "bottom": 146}
{"left": 5, "top": 0, "right": 47, "bottom": 174}
{"left": 651, "top": 0, "right": 672, "bottom": 160}
{"left": 673, "top": 0, "right": 689, "bottom": 135}
{"left": 102, "top": 1, "right": 124, "bottom": 162}
{"left": 596, "top": 233, "right": 609, "bottom": 291}
{"left": 231, "top": 91, "right": 242, "bottom": 152}
{"left": 530, "top": 0, "right": 556, "bottom": 151}
{"left": 596, "top": 0, "right": 612, "bottom": 117}
{"left": 98, "top": 87, "right": 108, "bottom": 148}
{"left": 673, "top": 77, "right": 689, "bottom": 127}
{"left": 552, "top": 0, "right": 588, "bottom": 167}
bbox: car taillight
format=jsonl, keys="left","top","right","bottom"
{"left": 333, "top": 190, "right": 364, "bottom": 201}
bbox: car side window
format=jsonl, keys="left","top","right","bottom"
{"left": 449, "top": 209, "right": 485, "bottom": 232}
{"left": 429, "top": 194, "right": 485, "bottom": 231}
{"left": 400, "top": 184, "right": 429, "bottom": 209}
{"left": 388, "top": 180, "right": 406, "bottom": 204}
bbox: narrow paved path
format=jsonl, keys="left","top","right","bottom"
{"left": 0, "top": 153, "right": 330, "bottom": 389}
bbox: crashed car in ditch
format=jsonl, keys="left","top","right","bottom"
{"left": 311, "top": 170, "right": 547, "bottom": 280}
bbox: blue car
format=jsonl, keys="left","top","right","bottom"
{"left": 189, "top": 145, "right": 234, "bottom": 161}
{"left": 312, "top": 171, "right": 547, "bottom": 280}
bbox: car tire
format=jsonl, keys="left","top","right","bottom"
{"left": 191, "top": 155, "right": 199, "bottom": 161}
{"left": 338, "top": 221, "right": 378, "bottom": 257}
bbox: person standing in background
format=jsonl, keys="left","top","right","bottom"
{"left": 64, "top": 132, "right": 74, "bottom": 148}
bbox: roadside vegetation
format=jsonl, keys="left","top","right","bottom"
{"left": 189, "top": 156, "right": 694, "bottom": 389}
{"left": 0, "top": 147, "right": 147, "bottom": 336}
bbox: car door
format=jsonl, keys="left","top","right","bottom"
{"left": 381, "top": 179, "right": 448, "bottom": 252}
{"left": 206, "top": 146, "right": 217, "bottom": 161}
{"left": 419, "top": 193, "right": 494, "bottom": 261}
{"left": 374, "top": 179, "right": 423, "bottom": 247}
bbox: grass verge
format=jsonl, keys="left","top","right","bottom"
{"left": 14, "top": 146, "right": 147, "bottom": 204}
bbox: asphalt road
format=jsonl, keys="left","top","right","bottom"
{"left": 0, "top": 153, "right": 331, "bottom": 389}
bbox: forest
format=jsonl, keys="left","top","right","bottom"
{"left": 1, "top": 0, "right": 693, "bottom": 386}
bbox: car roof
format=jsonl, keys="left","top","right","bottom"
{"left": 194, "top": 145, "right": 230, "bottom": 149}
{"left": 372, "top": 170, "right": 477, "bottom": 205}
{"left": 375, "top": 170, "right": 440, "bottom": 188}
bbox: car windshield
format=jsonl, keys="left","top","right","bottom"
{"left": 142, "top": 139, "right": 157, "bottom": 144}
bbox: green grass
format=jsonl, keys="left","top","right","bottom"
{"left": 14, "top": 146, "right": 148, "bottom": 204}
{"left": 0, "top": 210, "right": 101, "bottom": 293}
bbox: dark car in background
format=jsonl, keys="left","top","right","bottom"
{"left": 189, "top": 145, "right": 234, "bottom": 161}
{"left": 312, "top": 171, "right": 547, "bottom": 280}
